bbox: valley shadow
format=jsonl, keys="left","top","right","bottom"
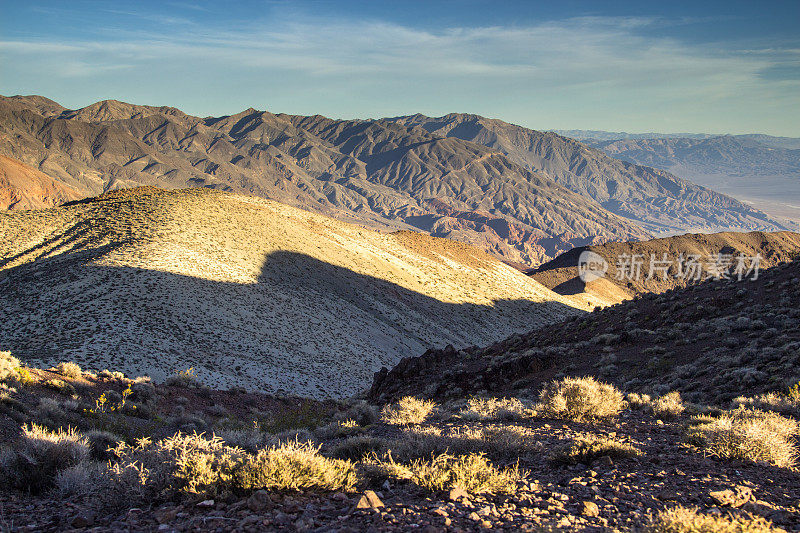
{"left": 0, "top": 248, "right": 580, "bottom": 396}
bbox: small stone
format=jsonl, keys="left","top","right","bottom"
{"left": 433, "top": 508, "right": 449, "bottom": 517}
{"left": 658, "top": 490, "right": 680, "bottom": 501}
{"left": 481, "top": 519, "right": 493, "bottom": 528}
{"left": 196, "top": 499, "right": 215, "bottom": 508}
{"left": 71, "top": 515, "right": 94, "bottom": 528}
{"left": 355, "top": 490, "right": 384, "bottom": 509}
{"left": 594, "top": 456, "right": 613, "bottom": 467}
{"left": 247, "top": 490, "right": 273, "bottom": 512}
{"left": 709, "top": 486, "right": 753, "bottom": 508}
{"left": 581, "top": 501, "right": 600, "bottom": 517}
{"left": 468, "top": 512, "right": 481, "bottom": 521}
{"left": 154, "top": 508, "right": 178, "bottom": 524}
{"left": 449, "top": 486, "right": 470, "bottom": 501}
{"left": 332, "top": 492, "right": 348, "bottom": 501}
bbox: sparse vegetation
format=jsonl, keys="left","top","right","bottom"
{"left": 55, "top": 361, "right": 82, "bottom": 379}
{"left": 380, "top": 396, "right": 436, "bottom": 425}
{"left": 688, "top": 408, "right": 798, "bottom": 468}
{"left": 0, "top": 351, "right": 21, "bottom": 382}
{"left": 237, "top": 440, "right": 358, "bottom": 492}
{"left": 460, "top": 396, "right": 530, "bottom": 420}
{"left": 549, "top": 434, "right": 642, "bottom": 465}
{"left": 366, "top": 452, "right": 521, "bottom": 494}
{"left": 651, "top": 391, "right": 686, "bottom": 419}
{"left": 538, "top": 376, "right": 624, "bottom": 421}
{"left": 644, "top": 506, "right": 783, "bottom": 533}
{"left": 166, "top": 367, "right": 199, "bottom": 388}
{"left": 0, "top": 424, "right": 89, "bottom": 494}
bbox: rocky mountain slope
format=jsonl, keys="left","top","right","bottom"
{"left": 370, "top": 256, "right": 800, "bottom": 406}
{"left": 587, "top": 136, "right": 800, "bottom": 179}
{"left": 530, "top": 230, "right": 800, "bottom": 308}
{"left": 0, "top": 186, "right": 580, "bottom": 397}
{"left": 558, "top": 131, "right": 800, "bottom": 227}
{"left": 391, "top": 113, "right": 789, "bottom": 235}
{"left": 0, "top": 155, "right": 82, "bottom": 210}
{"left": 0, "top": 95, "right": 651, "bottom": 265}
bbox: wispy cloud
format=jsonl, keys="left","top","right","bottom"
{"left": 1, "top": 11, "right": 798, "bottom": 134}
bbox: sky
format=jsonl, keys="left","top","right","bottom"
{"left": 1, "top": 0, "right": 799, "bottom": 136}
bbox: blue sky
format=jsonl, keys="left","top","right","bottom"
{"left": 1, "top": 1, "right": 799, "bottom": 135}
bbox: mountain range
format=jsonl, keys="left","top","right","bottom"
{"left": 0, "top": 95, "right": 791, "bottom": 265}
{"left": 558, "top": 129, "right": 800, "bottom": 226}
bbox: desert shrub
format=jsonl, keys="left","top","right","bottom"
{"left": 214, "top": 427, "right": 275, "bottom": 453}
{"left": 365, "top": 452, "right": 521, "bottom": 494}
{"left": 392, "top": 426, "right": 541, "bottom": 461}
{"left": 549, "top": 435, "right": 642, "bottom": 465}
{"left": 100, "top": 433, "right": 245, "bottom": 508}
{"left": 688, "top": 408, "right": 798, "bottom": 468}
{"left": 14, "top": 367, "right": 33, "bottom": 385}
{"left": 335, "top": 400, "right": 379, "bottom": 427}
{"left": 460, "top": 396, "right": 530, "bottom": 421}
{"left": 327, "top": 436, "right": 391, "bottom": 461}
{"left": 0, "top": 351, "right": 21, "bottom": 382}
{"left": 538, "top": 377, "right": 624, "bottom": 421}
{"left": 651, "top": 391, "right": 685, "bottom": 419}
{"left": 236, "top": 441, "right": 357, "bottom": 492}
{"left": 43, "top": 379, "right": 75, "bottom": 395}
{"left": 644, "top": 505, "right": 782, "bottom": 533}
{"left": 85, "top": 430, "right": 122, "bottom": 460}
{"left": 0, "top": 424, "right": 90, "bottom": 494}
{"left": 626, "top": 392, "right": 652, "bottom": 409}
{"left": 315, "top": 419, "right": 365, "bottom": 439}
{"left": 733, "top": 392, "right": 800, "bottom": 418}
{"left": 166, "top": 367, "right": 199, "bottom": 388}
{"left": 380, "top": 396, "right": 436, "bottom": 425}
{"left": 55, "top": 460, "right": 104, "bottom": 499}
{"left": 98, "top": 369, "right": 125, "bottom": 381}
{"left": 55, "top": 362, "right": 82, "bottom": 379}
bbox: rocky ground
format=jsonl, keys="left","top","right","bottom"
{"left": 371, "top": 258, "right": 800, "bottom": 407}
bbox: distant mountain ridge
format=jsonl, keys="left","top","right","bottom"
{"left": 0, "top": 95, "right": 651, "bottom": 265}
{"left": 555, "top": 129, "right": 800, "bottom": 150}
{"left": 0, "top": 95, "right": 789, "bottom": 264}
{"left": 390, "top": 113, "right": 789, "bottom": 234}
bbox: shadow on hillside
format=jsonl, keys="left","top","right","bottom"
{"left": 0, "top": 248, "right": 580, "bottom": 396}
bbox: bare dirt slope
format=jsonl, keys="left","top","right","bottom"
{"left": 0, "top": 155, "right": 82, "bottom": 210}
{"left": 529, "top": 230, "right": 800, "bottom": 307}
{"left": 0, "top": 187, "right": 580, "bottom": 397}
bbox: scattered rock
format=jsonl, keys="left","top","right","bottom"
{"left": 449, "top": 487, "right": 470, "bottom": 501}
{"left": 581, "top": 501, "right": 600, "bottom": 517}
{"left": 709, "top": 485, "right": 753, "bottom": 508}
{"left": 355, "top": 490, "right": 384, "bottom": 509}
{"left": 196, "top": 499, "right": 215, "bottom": 508}
{"left": 247, "top": 490, "right": 274, "bottom": 512}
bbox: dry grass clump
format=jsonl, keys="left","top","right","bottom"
{"left": 55, "top": 361, "right": 82, "bottom": 379}
{"left": 688, "top": 408, "right": 798, "bottom": 468}
{"left": 733, "top": 392, "right": 800, "bottom": 418}
{"left": 380, "top": 396, "right": 436, "bottom": 425}
{"left": 214, "top": 427, "right": 276, "bottom": 453}
{"left": 0, "top": 424, "right": 89, "bottom": 494}
{"left": 651, "top": 391, "right": 686, "bottom": 419}
{"left": 549, "top": 434, "right": 642, "bottom": 465}
{"left": 166, "top": 367, "right": 199, "bottom": 388}
{"left": 643, "top": 506, "right": 784, "bottom": 533}
{"left": 460, "top": 396, "right": 530, "bottom": 421}
{"left": 0, "top": 351, "right": 21, "bottom": 382}
{"left": 539, "top": 377, "right": 624, "bottom": 421}
{"left": 366, "top": 452, "right": 521, "bottom": 494}
{"left": 626, "top": 392, "right": 652, "bottom": 409}
{"left": 236, "top": 440, "right": 357, "bottom": 492}
{"left": 327, "top": 435, "right": 392, "bottom": 461}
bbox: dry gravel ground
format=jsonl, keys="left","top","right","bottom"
{"left": 0, "top": 405, "right": 798, "bottom": 532}
{"left": 0, "top": 187, "right": 579, "bottom": 398}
